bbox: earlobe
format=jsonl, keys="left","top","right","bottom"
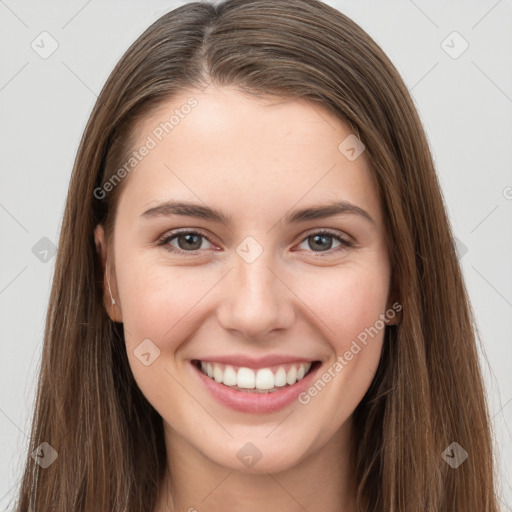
{"left": 94, "top": 224, "right": 123, "bottom": 323}
{"left": 384, "top": 299, "right": 402, "bottom": 326}
{"left": 385, "top": 313, "right": 399, "bottom": 326}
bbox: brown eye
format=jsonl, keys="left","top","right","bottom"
{"left": 297, "top": 230, "right": 353, "bottom": 254}
{"left": 174, "top": 233, "right": 203, "bottom": 251}
{"left": 159, "top": 231, "right": 214, "bottom": 254}
{"left": 308, "top": 234, "right": 335, "bottom": 251}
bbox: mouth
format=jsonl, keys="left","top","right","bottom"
{"left": 191, "top": 359, "right": 321, "bottom": 393}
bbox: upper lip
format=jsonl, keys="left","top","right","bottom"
{"left": 193, "top": 355, "right": 318, "bottom": 369}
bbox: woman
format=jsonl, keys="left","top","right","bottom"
{"left": 14, "top": 0, "right": 499, "bottom": 511}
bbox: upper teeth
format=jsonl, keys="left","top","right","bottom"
{"left": 200, "top": 361, "right": 312, "bottom": 390}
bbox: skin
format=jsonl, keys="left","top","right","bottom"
{"left": 95, "top": 85, "right": 396, "bottom": 512}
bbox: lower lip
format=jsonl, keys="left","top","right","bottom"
{"left": 191, "top": 360, "right": 321, "bottom": 414}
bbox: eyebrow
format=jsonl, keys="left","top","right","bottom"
{"left": 140, "top": 200, "right": 375, "bottom": 226}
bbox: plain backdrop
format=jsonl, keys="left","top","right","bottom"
{"left": 1, "top": 1, "right": 511, "bottom": 510}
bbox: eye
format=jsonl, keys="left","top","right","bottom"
{"left": 296, "top": 230, "right": 353, "bottom": 254}
{"left": 157, "top": 229, "right": 353, "bottom": 256}
{"left": 157, "top": 230, "right": 214, "bottom": 254}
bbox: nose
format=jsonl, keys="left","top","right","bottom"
{"left": 216, "top": 249, "right": 295, "bottom": 339}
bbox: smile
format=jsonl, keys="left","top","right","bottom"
{"left": 191, "top": 359, "right": 321, "bottom": 413}
{"left": 195, "top": 360, "right": 314, "bottom": 392}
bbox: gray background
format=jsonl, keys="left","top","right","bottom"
{"left": 1, "top": 0, "right": 511, "bottom": 510}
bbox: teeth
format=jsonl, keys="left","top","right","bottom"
{"left": 223, "top": 365, "right": 237, "bottom": 386}
{"left": 213, "top": 365, "right": 223, "bottom": 383}
{"left": 255, "top": 368, "right": 274, "bottom": 390}
{"left": 237, "top": 367, "right": 255, "bottom": 389}
{"left": 274, "top": 367, "right": 287, "bottom": 387}
{"left": 199, "top": 361, "right": 313, "bottom": 390}
{"left": 286, "top": 365, "right": 297, "bottom": 385}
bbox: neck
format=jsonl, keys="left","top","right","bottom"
{"left": 155, "top": 418, "right": 357, "bottom": 512}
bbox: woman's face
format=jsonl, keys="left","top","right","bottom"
{"left": 96, "top": 85, "right": 394, "bottom": 474}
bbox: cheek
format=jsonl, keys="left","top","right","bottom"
{"left": 303, "top": 263, "right": 390, "bottom": 346}
{"left": 294, "top": 267, "right": 390, "bottom": 421}
{"left": 116, "top": 247, "right": 391, "bottom": 354}
{"left": 116, "top": 258, "right": 215, "bottom": 344}
{"left": 115, "top": 261, "right": 210, "bottom": 410}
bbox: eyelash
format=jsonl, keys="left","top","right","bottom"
{"left": 156, "top": 229, "right": 354, "bottom": 256}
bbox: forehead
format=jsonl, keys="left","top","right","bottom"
{"left": 116, "top": 86, "right": 383, "bottom": 227}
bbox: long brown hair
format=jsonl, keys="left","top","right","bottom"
{"left": 14, "top": 1, "right": 499, "bottom": 510}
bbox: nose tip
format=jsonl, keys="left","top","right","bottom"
{"left": 216, "top": 259, "right": 295, "bottom": 339}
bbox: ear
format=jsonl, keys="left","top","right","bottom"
{"left": 94, "top": 224, "right": 123, "bottom": 323}
{"left": 384, "top": 294, "right": 402, "bottom": 326}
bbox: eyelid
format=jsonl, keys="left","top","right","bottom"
{"left": 300, "top": 227, "right": 353, "bottom": 244}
